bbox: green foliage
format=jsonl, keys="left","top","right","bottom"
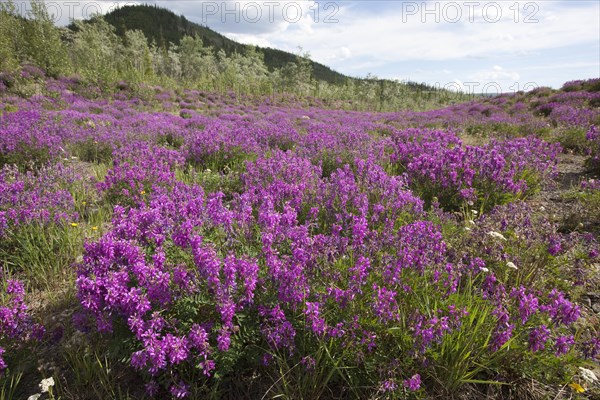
{"left": 23, "top": 0, "right": 71, "bottom": 77}
{"left": 0, "top": 2, "right": 22, "bottom": 73}
{"left": 0, "top": 369, "right": 23, "bottom": 400}
{"left": 562, "top": 185, "right": 600, "bottom": 235}
{"left": 555, "top": 127, "right": 589, "bottom": 154}
{"left": 0, "top": 142, "right": 53, "bottom": 172}
{"left": 0, "top": 222, "right": 83, "bottom": 288}
{"left": 122, "top": 29, "right": 155, "bottom": 82}
{"left": 175, "top": 165, "right": 244, "bottom": 198}
{"left": 70, "top": 17, "right": 124, "bottom": 86}
{"left": 179, "top": 35, "right": 216, "bottom": 85}
{"left": 60, "top": 344, "right": 135, "bottom": 400}
{"left": 157, "top": 132, "right": 185, "bottom": 149}
{"left": 313, "top": 150, "right": 357, "bottom": 179}
{"left": 464, "top": 122, "right": 534, "bottom": 139}
{"left": 0, "top": 1, "right": 71, "bottom": 78}
{"left": 71, "top": 138, "right": 113, "bottom": 163}
{"left": 187, "top": 147, "right": 253, "bottom": 175}
{"left": 262, "top": 338, "right": 351, "bottom": 400}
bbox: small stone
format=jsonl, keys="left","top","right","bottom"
{"left": 580, "top": 295, "right": 592, "bottom": 308}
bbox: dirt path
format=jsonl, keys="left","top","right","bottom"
{"left": 529, "top": 153, "right": 600, "bottom": 392}
{"left": 529, "top": 153, "right": 591, "bottom": 231}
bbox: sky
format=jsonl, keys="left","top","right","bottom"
{"left": 14, "top": 0, "right": 600, "bottom": 93}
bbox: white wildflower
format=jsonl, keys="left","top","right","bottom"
{"left": 464, "top": 227, "right": 471, "bottom": 232}
{"left": 27, "top": 395, "right": 41, "bottom": 400}
{"left": 480, "top": 267, "right": 489, "bottom": 273}
{"left": 39, "top": 377, "right": 55, "bottom": 393}
{"left": 579, "top": 367, "right": 598, "bottom": 384}
{"left": 506, "top": 262, "right": 518, "bottom": 270}
{"left": 488, "top": 231, "right": 507, "bottom": 241}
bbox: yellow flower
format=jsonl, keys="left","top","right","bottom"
{"left": 82, "top": 201, "right": 87, "bottom": 206}
{"left": 140, "top": 190, "right": 146, "bottom": 195}
{"left": 71, "top": 222, "right": 78, "bottom": 227}
{"left": 569, "top": 382, "right": 585, "bottom": 393}
{"left": 92, "top": 226, "right": 98, "bottom": 231}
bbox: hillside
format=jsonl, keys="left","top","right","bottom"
{"left": 102, "top": 4, "right": 348, "bottom": 84}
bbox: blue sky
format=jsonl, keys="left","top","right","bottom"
{"left": 34, "top": 0, "right": 600, "bottom": 92}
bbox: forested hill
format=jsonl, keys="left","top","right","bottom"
{"left": 102, "top": 4, "right": 347, "bottom": 84}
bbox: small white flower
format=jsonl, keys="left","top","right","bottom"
{"left": 488, "top": 231, "right": 507, "bottom": 241}
{"left": 39, "top": 377, "right": 55, "bottom": 393}
{"left": 480, "top": 267, "right": 489, "bottom": 273}
{"left": 27, "top": 394, "right": 41, "bottom": 400}
{"left": 472, "top": 210, "right": 478, "bottom": 215}
{"left": 579, "top": 367, "right": 598, "bottom": 384}
{"left": 464, "top": 227, "right": 471, "bottom": 232}
{"left": 539, "top": 206, "right": 545, "bottom": 212}
{"left": 506, "top": 262, "right": 518, "bottom": 270}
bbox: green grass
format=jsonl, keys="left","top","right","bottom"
{"left": 0, "top": 369, "right": 23, "bottom": 400}
{"left": 0, "top": 222, "right": 83, "bottom": 288}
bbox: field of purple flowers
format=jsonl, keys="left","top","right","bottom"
{"left": 1, "top": 74, "right": 599, "bottom": 399}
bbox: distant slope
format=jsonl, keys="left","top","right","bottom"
{"left": 102, "top": 4, "right": 347, "bottom": 84}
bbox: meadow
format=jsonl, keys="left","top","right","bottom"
{"left": 1, "top": 71, "right": 600, "bottom": 399}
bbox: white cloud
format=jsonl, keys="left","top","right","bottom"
{"left": 225, "top": 33, "right": 274, "bottom": 48}
{"left": 15, "top": 1, "right": 140, "bottom": 26}
{"left": 473, "top": 65, "right": 521, "bottom": 82}
{"left": 164, "top": 0, "right": 320, "bottom": 35}
{"left": 240, "top": 2, "right": 595, "bottom": 66}
{"left": 319, "top": 46, "right": 352, "bottom": 63}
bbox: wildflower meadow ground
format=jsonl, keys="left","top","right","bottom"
{"left": 1, "top": 74, "right": 599, "bottom": 399}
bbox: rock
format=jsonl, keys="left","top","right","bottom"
{"left": 581, "top": 296, "right": 592, "bottom": 308}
